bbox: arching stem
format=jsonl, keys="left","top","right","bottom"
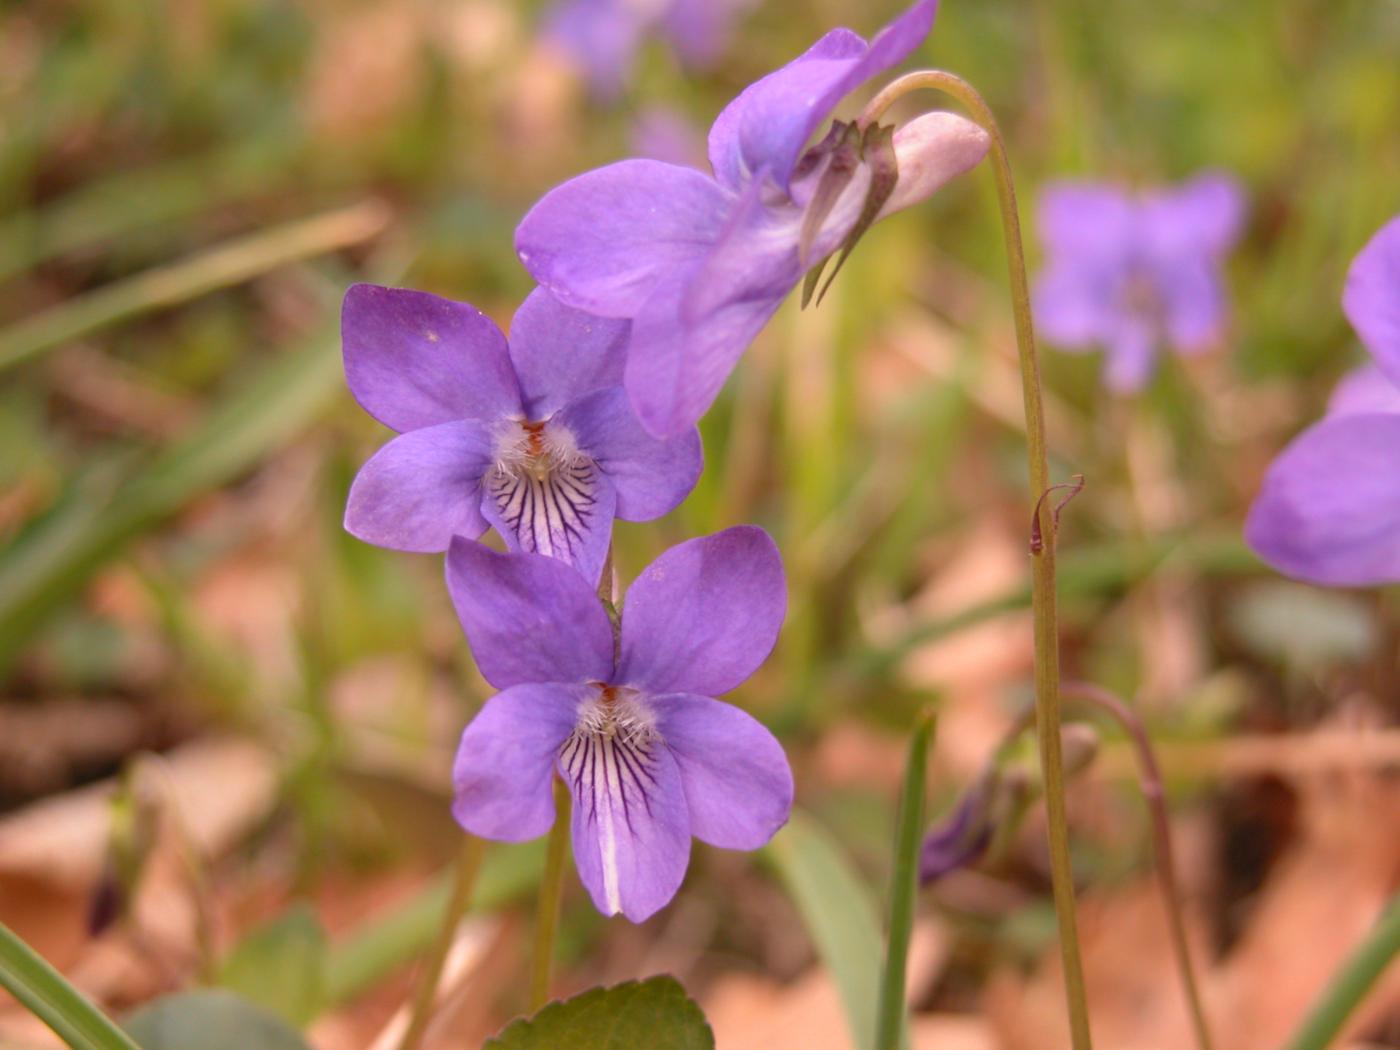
{"left": 860, "top": 70, "right": 1092, "bottom": 1049}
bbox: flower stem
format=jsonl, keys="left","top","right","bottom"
{"left": 861, "top": 71, "right": 1092, "bottom": 1049}
{"left": 875, "top": 710, "right": 936, "bottom": 1050}
{"left": 1062, "top": 681, "right": 1214, "bottom": 1050}
{"left": 396, "top": 834, "right": 487, "bottom": 1050}
{"left": 528, "top": 777, "right": 572, "bottom": 1012}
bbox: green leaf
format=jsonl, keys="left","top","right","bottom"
{"left": 764, "top": 811, "right": 886, "bottom": 1050}
{"left": 484, "top": 976, "right": 713, "bottom": 1050}
{"left": 124, "top": 990, "right": 312, "bottom": 1050}
{"left": 0, "top": 922, "right": 142, "bottom": 1050}
{"left": 217, "top": 904, "right": 327, "bottom": 1026}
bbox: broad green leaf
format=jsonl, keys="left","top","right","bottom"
{"left": 485, "top": 976, "right": 712, "bottom": 1050}
{"left": 0, "top": 922, "right": 141, "bottom": 1050}
{"left": 765, "top": 811, "right": 885, "bottom": 1050}
{"left": 124, "top": 990, "right": 311, "bottom": 1050}
{"left": 217, "top": 904, "right": 327, "bottom": 1026}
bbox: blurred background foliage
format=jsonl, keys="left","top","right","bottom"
{"left": 2, "top": 0, "right": 1399, "bottom": 1046}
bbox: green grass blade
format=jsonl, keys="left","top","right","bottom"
{"left": 0, "top": 922, "right": 142, "bottom": 1050}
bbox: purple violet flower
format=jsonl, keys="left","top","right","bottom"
{"left": 919, "top": 780, "right": 994, "bottom": 885}
{"left": 342, "top": 284, "right": 701, "bottom": 587}
{"left": 1032, "top": 172, "right": 1247, "bottom": 392}
{"left": 517, "top": 0, "right": 991, "bottom": 438}
{"left": 447, "top": 526, "right": 793, "bottom": 922}
{"left": 1246, "top": 214, "right": 1400, "bottom": 585}
{"left": 544, "top": 0, "right": 756, "bottom": 101}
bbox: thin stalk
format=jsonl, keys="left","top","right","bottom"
{"left": 860, "top": 70, "right": 1092, "bottom": 1049}
{"left": 397, "top": 835, "right": 487, "bottom": 1050}
{"left": 875, "top": 710, "right": 936, "bottom": 1050}
{"left": 1062, "top": 681, "right": 1214, "bottom": 1050}
{"left": 528, "top": 778, "right": 572, "bottom": 1012}
{"left": 1282, "top": 892, "right": 1400, "bottom": 1050}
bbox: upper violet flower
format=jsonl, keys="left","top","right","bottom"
{"left": 342, "top": 284, "right": 701, "bottom": 587}
{"left": 1246, "top": 214, "right": 1400, "bottom": 585}
{"left": 1032, "top": 172, "right": 1247, "bottom": 392}
{"left": 517, "top": 0, "right": 991, "bottom": 438}
{"left": 544, "top": 0, "right": 755, "bottom": 101}
{"left": 447, "top": 526, "right": 793, "bottom": 921}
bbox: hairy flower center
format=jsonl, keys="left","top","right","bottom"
{"left": 486, "top": 418, "right": 601, "bottom": 561}
{"left": 492, "top": 418, "right": 585, "bottom": 482}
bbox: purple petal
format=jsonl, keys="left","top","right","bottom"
{"left": 507, "top": 288, "right": 630, "bottom": 419}
{"left": 618, "top": 526, "right": 786, "bottom": 696}
{"left": 1245, "top": 413, "right": 1400, "bottom": 586}
{"left": 1141, "top": 171, "right": 1247, "bottom": 258}
{"left": 659, "top": 0, "right": 751, "bottom": 69}
{"left": 653, "top": 693, "right": 791, "bottom": 849}
{"left": 342, "top": 284, "right": 522, "bottom": 432}
{"left": 1036, "top": 183, "right": 1137, "bottom": 265}
{"left": 631, "top": 106, "right": 707, "bottom": 170}
{"left": 480, "top": 459, "right": 618, "bottom": 588}
{"left": 557, "top": 387, "right": 702, "bottom": 520}
{"left": 1032, "top": 261, "right": 1119, "bottom": 349}
{"left": 1103, "top": 315, "right": 1158, "bottom": 393}
{"left": 515, "top": 160, "right": 733, "bottom": 318}
{"left": 344, "top": 420, "right": 492, "bottom": 552}
{"left": 706, "top": 0, "right": 937, "bottom": 192}
{"left": 451, "top": 683, "right": 583, "bottom": 841}
{"left": 445, "top": 538, "right": 614, "bottom": 689}
{"left": 1328, "top": 363, "right": 1400, "bottom": 418}
{"left": 1156, "top": 257, "right": 1227, "bottom": 352}
{"left": 1343, "top": 214, "right": 1400, "bottom": 385}
{"left": 543, "top": 0, "right": 646, "bottom": 101}
{"left": 919, "top": 785, "right": 993, "bottom": 884}
{"left": 562, "top": 722, "right": 690, "bottom": 921}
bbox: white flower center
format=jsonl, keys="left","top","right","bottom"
{"left": 486, "top": 418, "right": 600, "bottom": 562}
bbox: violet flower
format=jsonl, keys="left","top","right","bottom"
{"left": 1246, "top": 214, "right": 1400, "bottom": 585}
{"left": 342, "top": 284, "right": 701, "bottom": 587}
{"left": 517, "top": 0, "right": 991, "bottom": 438}
{"left": 544, "top": 0, "right": 755, "bottom": 101}
{"left": 919, "top": 780, "right": 994, "bottom": 885}
{"left": 447, "top": 526, "right": 792, "bottom": 921}
{"left": 1032, "top": 172, "right": 1247, "bottom": 392}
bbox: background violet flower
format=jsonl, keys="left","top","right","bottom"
{"left": 1032, "top": 172, "right": 1247, "bottom": 392}
{"left": 447, "top": 526, "right": 793, "bottom": 922}
{"left": 1246, "top": 214, "right": 1400, "bottom": 585}
{"left": 342, "top": 284, "right": 701, "bottom": 586}
{"left": 517, "top": 0, "right": 991, "bottom": 438}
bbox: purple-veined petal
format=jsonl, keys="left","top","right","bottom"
{"left": 542, "top": 0, "right": 647, "bottom": 101}
{"left": 1343, "top": 214, "right": 1400, "bottom": 386}
{"left": 1036, "top": 183, "right": 1137, "bottom": 266}
{"left": 562, "top": 719, "right": 690, "bottom": 921}
{"left": 480, "top": 457, "right": 618, "bottom": 588}
{"left": 451, "top": 683, "right": 584, "bottom": 841}
{"left": 445, "top": 538, "right": 614, "bottom": 689}
{"left": 653, "top": 693, "right": 791, "bottom": 849}
{"left": 344, "top": 420, "right": 492, "bottom": 553}
{"left": 1245, "top": 413, "right": 1400, "bottom": 586}
{"left": 706, "top": 0, "right": 937, "bottom": 192}
{"left": 515, "top": 160, "right": 733, "bottom": 318}
{"left": 556, "top": 387, "right": 702, "bottom": 520}
{"left": 1328, "top": 363, "right": 1400, "bottom": 418}
{"left": 342, "top": 284, "right": 522, "bottom": 432}
{"left": 618, "top": 526, "right": 786, "bottom": 696}
{"left": 507, "top": 288, "right": 630, "bottom": 419}
{"left": 1141, "top": 171, "right": 1247, "bottom": 258}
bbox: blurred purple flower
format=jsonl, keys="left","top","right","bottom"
{"left": 1246, "top": 214, "right": 1400, "bottom": 585}
{"left": 919, "top": 781, "right": 994, "bottom": 884}
{"left": 341, "top": 284, "right": 701, "bottom": 587}
{"left": 517, "top": 0, "right": 991, "bottom": 438}
{"left": 448, "top": 526, "right": 792, "bottom": 922}
{"left": 631, "top": 105, "right": 706, "bottom": 169}
{"left": 1032, "top": 173, "right": 1247, "bottom": 392}
{"left": 544, "top": 0, "right": 756, "bottom": 101}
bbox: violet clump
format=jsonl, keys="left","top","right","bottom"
{"left": 341, "top": 284, "right": 701, "bottom": 587}
{"left": 516, "top": 0, "right": 990, "bottom": 438}
{"left": 1032, "top": 172, "right": 1247, "bottom": 392}
{"left": 1246, "top": 213, "right": 1400, "bottom": 585}
{"left": 447, "top": 526, "right": 793, "bottom": 922}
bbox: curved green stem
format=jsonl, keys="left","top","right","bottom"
{"left": 528, "top": 778, "right": 573, "bottom": 1012}
{"left": 861, "top": 71, "right": 1092, "bottom": 1049}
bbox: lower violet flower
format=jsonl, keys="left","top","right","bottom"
{"left": 1032, "top": 172, "right": 1246, "bottom": 392}
{"left": 341, "top": 284, "right": 701, "bottom": 586}
{"left": 447, "top": 526, "right": 793, "bottom": 921}
{"left": 1246, "top": 213, "right": 1400, "bottom": 584}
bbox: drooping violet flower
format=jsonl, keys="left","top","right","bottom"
{"left": 919, "top": 780, "right": 995, "bottom": 884}
{"left": 342, "top": 284, "right": 701, "bottom": 587}
{"left": 448, "top": 526, "right": 792, "bottom": 922}
{"left": 517, "top": 0, "right": 991, "bottom": 438}
{"left": 1246, "top": 214, "right": 1400, "bottom": 585}
{"left": 544, "top": 0, "right": 755, "bottom": 101}
{"left": 1032, "top": 173, "right": 1247, "bottom": 392}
